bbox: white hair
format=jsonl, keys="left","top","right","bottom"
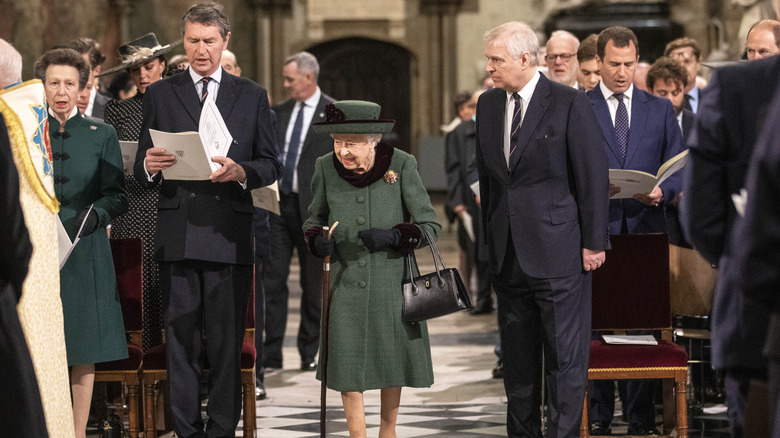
{"left": 548, "top": 30, "right": 580, "bottom": 52}
{"left": 0, "top": 39, "right": 22, "bottom": 88}
{"left": 484, "top": 21, "right": 539, "bottom": 67}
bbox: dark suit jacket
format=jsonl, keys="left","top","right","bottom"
{"left": 684, "top": 55, "right": 780, "bottom": 370}
{"left": 734, "top": 84, "right": 780, "bottom": 358}
{"left": 681, "top": 108, "right": 694, "bottom": 145}
{"left": 587, "top": 85, "right": 684, "bottom": 234}
{"left": 134, "top": 70, "right": 280, "bottom": 265}
{"left": 273, "top": 92, "right": 335, "bottom": 219}
{"left": 444, "top": 119, "right": 476, "bottom": 222}
{"left": 90, "top": 90, "right": 111, "bottom": 120}
{"left": 475, "top": 73, "right": 609, "bottom": 279}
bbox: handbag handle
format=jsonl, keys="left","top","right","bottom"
{"left": 405, "top": 226, "right": 445, "bottom": 293}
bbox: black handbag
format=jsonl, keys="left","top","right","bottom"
{"left": 402, "top": 227, "right": 472, "bottom": 322}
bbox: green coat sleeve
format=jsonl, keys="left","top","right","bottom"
{"left": 94, "top": 125, "right": 128, "bottom": 227}
{"left": 399, "top": 153, "right": 441, "bottom": 246}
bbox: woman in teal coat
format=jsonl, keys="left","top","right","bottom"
{"left": 303, "top": 100, "right": 441, "bottom": 437}
{"left": 35, "top": 48, "right": 128, "bottom": 438}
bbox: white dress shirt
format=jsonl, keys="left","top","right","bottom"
{"left": 599, "top": 80, "right": 634, "bottom": 126}
{"left": 282, "top": 87, "right": 321, "bottom": 193}
{"left": 504, "top": 70, "right": 540, "bottom": 166}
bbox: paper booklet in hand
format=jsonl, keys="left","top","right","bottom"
{"left": 119, "top": 141, "right": 138, "bottom": 175}
{"left": 609, "top": 149, "right": 689, "bottom": 199}
{"left": 149, "top": 98, "right": 233, "bottom": 180}
{"left": 58, "top": 204, "right": 94, "bottom": 269}
{"left": 251, "top": 181, "right": 281, "bottom": 215}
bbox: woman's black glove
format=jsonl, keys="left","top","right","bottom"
{"left": 74, "top": 209, "right": 99, "bottom": 237}
{"left": 358, "top": 228, "right": 400, "bottom": 252}
{"left": 313, "top": 235, "right": 335, "bottom": 257}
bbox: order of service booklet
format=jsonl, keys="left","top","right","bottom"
{"left": 119, "top": 141, "right": 138, "bottom": 175}
{"left": 251, "top": 181, "right": 281, "bottom": 216}
{"left": 609, "top": 149, "right": 689, "bottom": 199}
{"left": 57, "top": 204, "right": 94, "bottom": 269}
{"left": 149, "top": 98, "right": 233, "bottom": 180}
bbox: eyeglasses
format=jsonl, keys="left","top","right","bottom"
{"left": 545, "top": 53, "right": 575, "bottom": 63}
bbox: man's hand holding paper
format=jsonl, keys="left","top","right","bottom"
{"left": 210, "top": 156, "right": 246, "bottom": 183}
{"left": 145, "top": 147, "right": 177, "bottom": 174}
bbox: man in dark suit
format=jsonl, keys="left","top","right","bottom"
{"left": 586, "top": 26, "right": 684, "bottom": 436}
{"left": 664, "top": 37, "right": 704, "bottom": 114}
{"left": 476, "top": 21, "right": 609, "bottom": 438}
{"left": 262, "top": 51, "right": 334, "bottom": 371}
{"left": 134, "top": 3, "right": 280, "bottom": 437}
{"left": 682, "top": 53, "right": 780, "bottom": 438}
{"left": 732, "top": 83, "right": 780, "bottom": 438}
{"left": 646, "top": 56, "right": 694, "bottom": 247}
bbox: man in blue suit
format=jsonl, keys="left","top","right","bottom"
{"left": 585, "top": 26, "right": 684, "bottom": 436}
{"left": 476, "top": 21, "right": 609, "bottom": 438}
{"left": 134, "top": 3, "right": 280, "bottom": 437}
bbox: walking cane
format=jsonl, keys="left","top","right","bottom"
{"left": 320, "top": 221, "right": 338, "bottom": 438}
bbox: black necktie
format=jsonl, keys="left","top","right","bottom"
{"left": 199, "top": 77, "right": 212, "bottom": 104}
{"left": 507, "top": 92, "right": 521, "bottom": 170}
{"left": 281, "top": 102, "right": 306, "bottom": 195}
{"left": 614, "top": 93, "right": 629, "bottom": 164}
{"left": 683, "top": 94, "right": 693, "bottom": 113}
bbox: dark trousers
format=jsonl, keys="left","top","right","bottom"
{"left": 160, "top": 260, "right": 251, "bottom": 438}
{"left": 0, "top": 287, "right": 48, "bottom": 438}
{"left": 770, "top": 359, "right": 780, "bottom": 438}
{"left": 254, "top": 260, "right": 265, "bottom": 385}
{"left": 589, "top": 378, "right": 656, "bottom": 427}
{"left": 262, "top": 193, "right": 322, "bottom": 365}
{"left": 493, "top": 239, "right": 591, "bottom": 438}
{"left": 724, "top": 367, "right": 767, "bottom": 438}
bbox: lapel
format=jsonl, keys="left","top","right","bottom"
{"left": 482, "top": 89, "right": 510, "bottom": 183}
{"left": 172, "top": 71, "right": 202, "bottom": 125}
{"left": 215, "top": 73, "right": 239, "bottom": 123}
{"left": 625, "top": 88, "right": 648, "bottom": 167}
{"left": 508, "top": 73, "right": 551, "bottom": 172}
{"left": 302, "top": 94, "right": 331, "bottom": 150}
{"left": 589, "top": 86, "right": 622, "bottom": 165}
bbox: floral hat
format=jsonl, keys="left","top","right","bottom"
{"left": 312, "top": 100, "right": 395, "bottom": 134}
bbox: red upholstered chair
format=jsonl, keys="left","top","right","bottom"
{"left": 95, "top": 238, "right": 144, "bottom": 438}
{"left": 580, "top": 234, "right": 688, "bottom": 438}
{"left": 142, "top": 276, "right": 256, "bottom": 437}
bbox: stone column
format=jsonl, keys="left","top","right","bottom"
{"left": 249, "top": 0, "right": 292, "bottom": 102}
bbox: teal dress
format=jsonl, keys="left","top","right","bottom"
{"left": 304, "top": 145, "right": 441, "bottom": 392}
{"left": 50, "top": 111, "right": 129, "bottom": 366}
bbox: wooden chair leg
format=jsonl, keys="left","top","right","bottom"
{"left": 242, "top": 380, "right": 256, "bottom": 437}
{"left": 663, "top": 379, "right": 674, "bottom": 434}
{"left": 676, "top": 378, "right": 689, "bottom": 438}
{"left": 127, "top": 381, "right": 140, "bottom": 438}
{"left": 144, "top": 381, "right": 157, "bottom": 438}
{"left": 580, "top": 388, "right": 590, "bottom": 438}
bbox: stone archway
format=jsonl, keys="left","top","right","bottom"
{"left": 307, "top": 37, "right": 412, "bottom": 152}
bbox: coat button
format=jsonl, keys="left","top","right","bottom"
{"left": 357, "top": 217, "right": 365, "bottom": 225}
{"left": 215, "top": 195, "right": 221, "bottom": 200}
{"left": 190, "top": 193, "right": 196, "bottom": 198}
{"left": 356, "top": 196, "right": 364, "bottom": 203}
{"left": 358, "top": 260, "right": 366, "bottom": 267}
{"left": 358, "top": 280, "right": 367, "bottom": 288}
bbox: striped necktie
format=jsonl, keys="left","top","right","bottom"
{"left": 507, "top": 92, "right": 522, "bottom": 170}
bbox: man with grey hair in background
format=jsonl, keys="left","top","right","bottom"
{"left": 262, "top": 51, "right": 334, "bottom": 373}
{"left": 476, "top": 21, "right": 609, "bottom": 437}
{"left": 545, "top": 30, "right": 580, "bottom": 88}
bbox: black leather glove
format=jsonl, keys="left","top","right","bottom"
{"left": 313, "top": 235, "right": 335, "bottom": 257}
{"left": 358, "top": 228, "right": 400, "bottom": 252}
{"left": 74, "top": 209, "right": 99, "bottom": 238}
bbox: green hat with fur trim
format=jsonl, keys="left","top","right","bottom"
{"left": 312, "top": 100, "right": 395, "bottom": 134}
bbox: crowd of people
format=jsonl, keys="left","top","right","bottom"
{"left": 3, "top": 1, "right": 780, "bottom": 437}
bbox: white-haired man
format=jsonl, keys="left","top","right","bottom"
{"left": 545, "top": 30, "right": 580, "bottom": 88}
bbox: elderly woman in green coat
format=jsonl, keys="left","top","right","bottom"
{"left": 303, "top": 100, "right": 441, "bottom": 437}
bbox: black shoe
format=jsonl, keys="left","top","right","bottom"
{"left": 469, "top": 303, "right": 494, "bottom": 315}
{"left": 491, "top": 360, "right": 503, "bottom": 379}
{"left": 626, "top": 424, "right": 660, "bottom": 435}
{"left": 590, "top": 421, "right": 611, "bottom": 435}
{"left": 255, "top": 382, "right": 267, "bottom": 400}
{"left": 264, "top": 359, "right": 282, "bottom": 369}
{"left": 301, "top": 359, "right": 317, "bottom": 371}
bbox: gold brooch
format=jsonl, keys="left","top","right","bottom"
{"left": 383, "top": 170, "right": 398, "bottom": 184}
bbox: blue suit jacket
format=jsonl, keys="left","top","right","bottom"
{"left": 134, "top": 70, "right": 281, "bottom": 265}
{"left": 476, "top": 73, "right": 609, "bottom": 279}
{"left": 587, "top": 85, "right": 684, "bottom": 234}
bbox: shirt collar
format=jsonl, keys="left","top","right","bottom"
{"left": 189, "top": 66, "right": 224, "bottom": 85}
{"left": 599, "top": 80, "right": 634, "bottom": 101}
{"left": 48, "top": 106, "right": 80, "bottom": 123}
{"left": 506, "top": 69, "right": 540, "bottom": 104}
{"left": 687, "top": 86, "right": 699, "bottom": 102}
{"left": 301, "top": 87, "right": 321, "bottom": 108}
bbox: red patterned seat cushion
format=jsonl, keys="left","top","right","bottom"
{"left": 589, "top": 339, "right": 688, "bottom": 369}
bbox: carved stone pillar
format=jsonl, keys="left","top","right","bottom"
{"left": 419, "top": 0, "right": 464, "bottom": 134}
{"left": 249, "top": 0, "right": 292, "bottom": 102}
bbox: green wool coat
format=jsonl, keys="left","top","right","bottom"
{"left": 51, "top": 112, "right": 129, "bottom": 366}
{"left": 304, "top": 148, "right": 442, "bottom": 392}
